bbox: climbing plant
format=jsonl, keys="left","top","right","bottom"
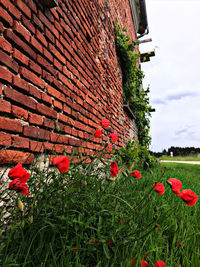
{"left": 115, "top": 25, "right": 152, "bottom": 148}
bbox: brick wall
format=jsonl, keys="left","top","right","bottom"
{"left": 0, "top": 0, "right": 138, "bottom": 165}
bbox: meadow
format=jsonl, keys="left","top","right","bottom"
{"left": 161, "top": 155, "right": 200, "bottom": 162}
{"left": 0, "top": 133, "right": 199, "bottom": 267}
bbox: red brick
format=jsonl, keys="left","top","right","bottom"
{"left": 49, "top": 43, "right": 65, "bottom": 64}
{"left": 0, "top": 50, "right": 18, "bottom": 73}
{"left": 0, "top": 99, "right": 11, "bottom": 113}
{"left": 20, "top": 67, "right": 45, "bottom": 88}
{"left": 13, "top": 21, "right": 31, "bottom": 42}
{"left": 54, "top": 99, "right": 62, "bottom": 110}
{"left": 71, "top": 128, "right": 78, "bottom": 137}
{"left": 46, "top": 85, "right": 65, "bottom": 102}
{"left": 54, "top": 144, "right": 64, "bottom": 153}
{"left": 43, "top": 117, "right": 55, "bottom": 129}
{"left": 36, "top": 103, "right": 57, "bottom": 119}
{"left": 26, "top": 0, "right": 37, "bottom": 13}
{"left": 29, "top": 60, "right": 42, "bottom": 75}
{"left": 57, "top": 72, "right": 70, "bottom": 87}
{"left": 32, "top": 14, "right": 44, "bottom": 31}
{"left": 30, "top": 36, "right": 43, "bottom": 54}
{"left": 12, "top": 105, "right": 28, "bottom": 120}
{"left": 30, "top": 140, "right": 44, "bottom": 152}
{"left": 13, "top": 49, "right": 29, "bottom": 65}
{"left": 0, "top": 132, "right": 11, "bottom": 146}
{"left": 36, "top": 29, "right": 47, "bottom": 47}
{"left": 41, "top": 92, "right": 52, "bottom": 104}
{"left": 0, "top": 36, "right": 12, "bottom": 53}
{"left": 12, "top": 135, "right": 29, "bottom": 148}
{"left": 45, "top": 27, "right": 55, "bottom": 43}
{"left": 4, "top": 86, "right": 36, "bottom": 110}
{"left": 0, "top": 150, "right": 34, "bottom": 164}
{"left": 37, "top": 55, "right": 56, "bottom": 76}
{"left": 22, "top": 15, "right": 36, "bottom": 34}
{"left": 29, "top": 84, "right": 41, "bottom": 100}
{"left": 29, "top": 113, "right": 43, "bottom": 125}
{"left": 0, "top": 83, "right": 2, "bottom": 95}
{"left": 68, "top": 136, "right": 82, "bottom": 146}
{"left": 43, "top": 142, "right": 53, "bottom": 151}
{"left": 0, "top": 21, "right": 3, "bottom": 33}
{"left": 0, "top": 66, "right": 12, "bottom": 83}
{"left": 54, "top": 19, "right": 63, "bottom": 34}
{"left": 13, "top": 75, "right": 29, "bottom": 92}
{"left": 14, "top": 0, "right": 31, "bottom": 19}
{"left": 63, "top": 104, "right": 71, "bottom": 114}
{"left": 0, "top": 6, "right": 13, "bottom": 27}
{"left": 24, "top": 126, "right": 50, "bottom": 140}
{"left": 50, "top": 133, "right": 68, "bottom": 144}
{"left": 58, "top": 113, "right": 68, "bottom": 123}
{"left": 42, "top": 70, "right": 54, "bottom": 83}
{"left": 0, "top": 0, "right": 21, "bottom": 20}
{"left": 0, "top": 116, "right": 22, "bottom": 132}
{"left": 54, "top": 58, "right": 63, "bottom": 71}
{"left": 5, "top": 29, "right": 36, "bottom": 60}
{"left": 43, "top": 47, "right": 54, "bottom": 62}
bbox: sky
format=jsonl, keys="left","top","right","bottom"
{"left": 139, "top": 0, "right": 200, "bottom": 152}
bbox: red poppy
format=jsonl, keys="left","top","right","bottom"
{"left": 130, "top": 170, "right": 142, "bottom": 179}
{"left": 120, "top": 219, "right": 125, "bottom": 224}
{"left": 167, "top": 178, "right": 182, "bottom": 195}
{"left": 110, "top": 161, "right": 119, "bottom": 177}
{"left": 155, "top": 260, "right": 166, "bottom": 267}
{"left": 178, "top": 189, "right": 198, "bottom": 207}
{"left": 108, "top": 239, "right": 113, "bottom": 245}
{"left": 9, "top": 178, "right": 30, "bottom": 195}
{"left": 94, "top": 129, "right": 102, "bottom": 138}
{"left": 175, "top": 242, "right": 183, "bottom": 247}
{"left": 108, "top": 133, "right": 118, "bottom": 142}
{"left": 153, "top": 182, "right": 165, "bottom": 195}
{"left": 160, "top": 169, "right": 164, "bottom": 172}
{"left": 53, "top": 155, "right": 70, "bottom": 173}
{"left": 105, "top": 143, "right": 113, "bottom": 153}
{"left": 99, "top": 119, "right": 110, "bottom": 128}
{"left": 88, "top": 238, "right": 99, "bottom": 244}
{"left": 140, "top": 259, "right": 152, "bottom": 267}
{"left": 8, "top": 163, "right": 30, "bottom": 183}
{"left": 130, "top": 257, "right": 136, "bottom": 266}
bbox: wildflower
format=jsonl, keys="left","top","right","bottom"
{"left": 167, "top": 178, "right": 182, "bottom": 195}
{"left": 160, "top": 169, "right": 164, "bottom": 172}
{"left": 110, "top": 161, "right": 119, "bottom": 177}
{"left": 108, "top": 239, "right": 113, "bottom": 245}
{"left": 108, "top": 133, "right": 118, "bottom": 142}
{"left": 178, "top": 189, "right": 198, "bottom": 207}
{"left": 53, "top": 155, "right": 70, "bottom": 173}
{"left": 105, "top": 143, "right": 113, "bottom": 153}
{"left": 153, "top": 182, "right": 165, "bottom": 195}
{"left": 72, "top": 245, "right": 79, "bottom": 255}
{"left": 8, "top": 163, "right": 30, "bottom": 183}
{"left": 94, "top": 129, "right": 102, "bottom": 138}
{"left": 120, "top": 219, "right": 125, "bottom": 224}
{"left": 9, "top": 178, "right": 30, "bottom": 195}
{"left": 130, "top": 170, "right": 142, "bottom": 179}
{"left": 88, "top": 238, "right": 99, "bottom": 244}
{"left": 175, "top": 242, "right": 183, "bottom": 247}
{"left": 155, "top": 260, "right": 166, "bottom": 267}
{"left": 130, "top": 257, "right": 136, "bottom": 266}
{"left": 140, "top": 259, "right": 152, "bottom": 267}
{"left": 8, "top": 164, "right": 30, "bottom": 195}
{"left": 99, "top": 119, "right": 110, "bottom": 128}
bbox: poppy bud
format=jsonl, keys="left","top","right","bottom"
{"left": 18, "top": 199, "right": 24, "bottom": 212}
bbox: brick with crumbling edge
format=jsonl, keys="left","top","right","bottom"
{"left": 13, "top": 21, "right": 31, "bottom": 42}
{"left": 12, "top": 135, "right": 29, "bottom": 149}
{"left": 14, "top": 0, "right": 31, "bottom": 19}
{"left": 0, "top": 132, "right": 11, "bottom": 146}
{"left": 0, "top": 150, "right": 34, "bottom": 165}
{"left": 21, "top": 15, "right": 35, "bottom": 34}
{"left": 0, "top": 116, "right": 23, "bottom": 133}
{"left": 13, "top": 75, "right": 29, "bottom": 92}
{"left": 0, "top": 36, "right": 12, "bottom": 53}
{"left": 12, "top": 105, "right": 28, "bottom": 120}
{"left": 29, "top": 113, "right": 43, "bottom": 125}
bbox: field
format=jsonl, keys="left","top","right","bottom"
{"left": 0, "top": 160, "right": 199, "bottom": 266}
{"left": 161, "top": 155, "right": 200, "bottom": 162}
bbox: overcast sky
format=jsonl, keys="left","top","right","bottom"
{"left": 139, "top": 0, "right": 200, "bottom": 152}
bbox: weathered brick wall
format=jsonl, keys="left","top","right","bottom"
{"left": 0, "top": 0, "right": 138, "bottom": 165}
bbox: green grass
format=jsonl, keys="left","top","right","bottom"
{"left": 0, "top": 160, "right": 200, "bottom": 266}
{"left": 161, "top": 155, "right": 200, "bottom": 161}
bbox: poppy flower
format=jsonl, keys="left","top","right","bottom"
{"left": 88, "top": 238, "right": 99, "bottom": 244}
{"left": 53, "top": 155, "right": 70, "bottom": 173}
{"left": 99, "top": 119, "right": 110, "bottom": 128}
{"left": 140, "top": 259, "right": 152, "bottom": 267}
{"left": 130, "top": 170, "right": 142, "bottom": 179}
{"left": 130, "top": 257, "right": 136, "bottom": 266}
{"left": 104, "top": 143, "right": 113, "bottom": 153}
{"left": 167, "top": 178, "right": 182, "bottom": 195}
{"left": 108, "top": 133, "right": 118, "bottom": 142}
{"left": 8, "top": 163, "right": 30, "bottom": 183}
{"left": 155, "top": 260, "right": 166, "bottom": 267}
{"left": 120, "top": 219, "right": 125, "bottom": 224}
{"left": 178, "top": 189, "right": 198, "bottom": 207}
{"left": 110, "top": 161, "right": 119, "bottom": 177}
{"left": 9, "top": 178, "right": 30, "bottom": 195}
{"left": 153, "top": 182, "right": 165, "bottom": 195}
{"left": 94, "top": 129, "right": 102, "bottom": 138}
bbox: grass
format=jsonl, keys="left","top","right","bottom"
{"left": 0, "top": 156, "right": 199, "bottom": 266}
{"left": 161, "top": 155, "right": 200, "bottom": 161}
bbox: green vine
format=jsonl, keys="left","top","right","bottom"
{"left": 115, "top": 25, "right": 152, "bottom": 148}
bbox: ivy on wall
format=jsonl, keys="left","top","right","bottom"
{"left": 115, "top": 25, "right": 152, "bottom": 148}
